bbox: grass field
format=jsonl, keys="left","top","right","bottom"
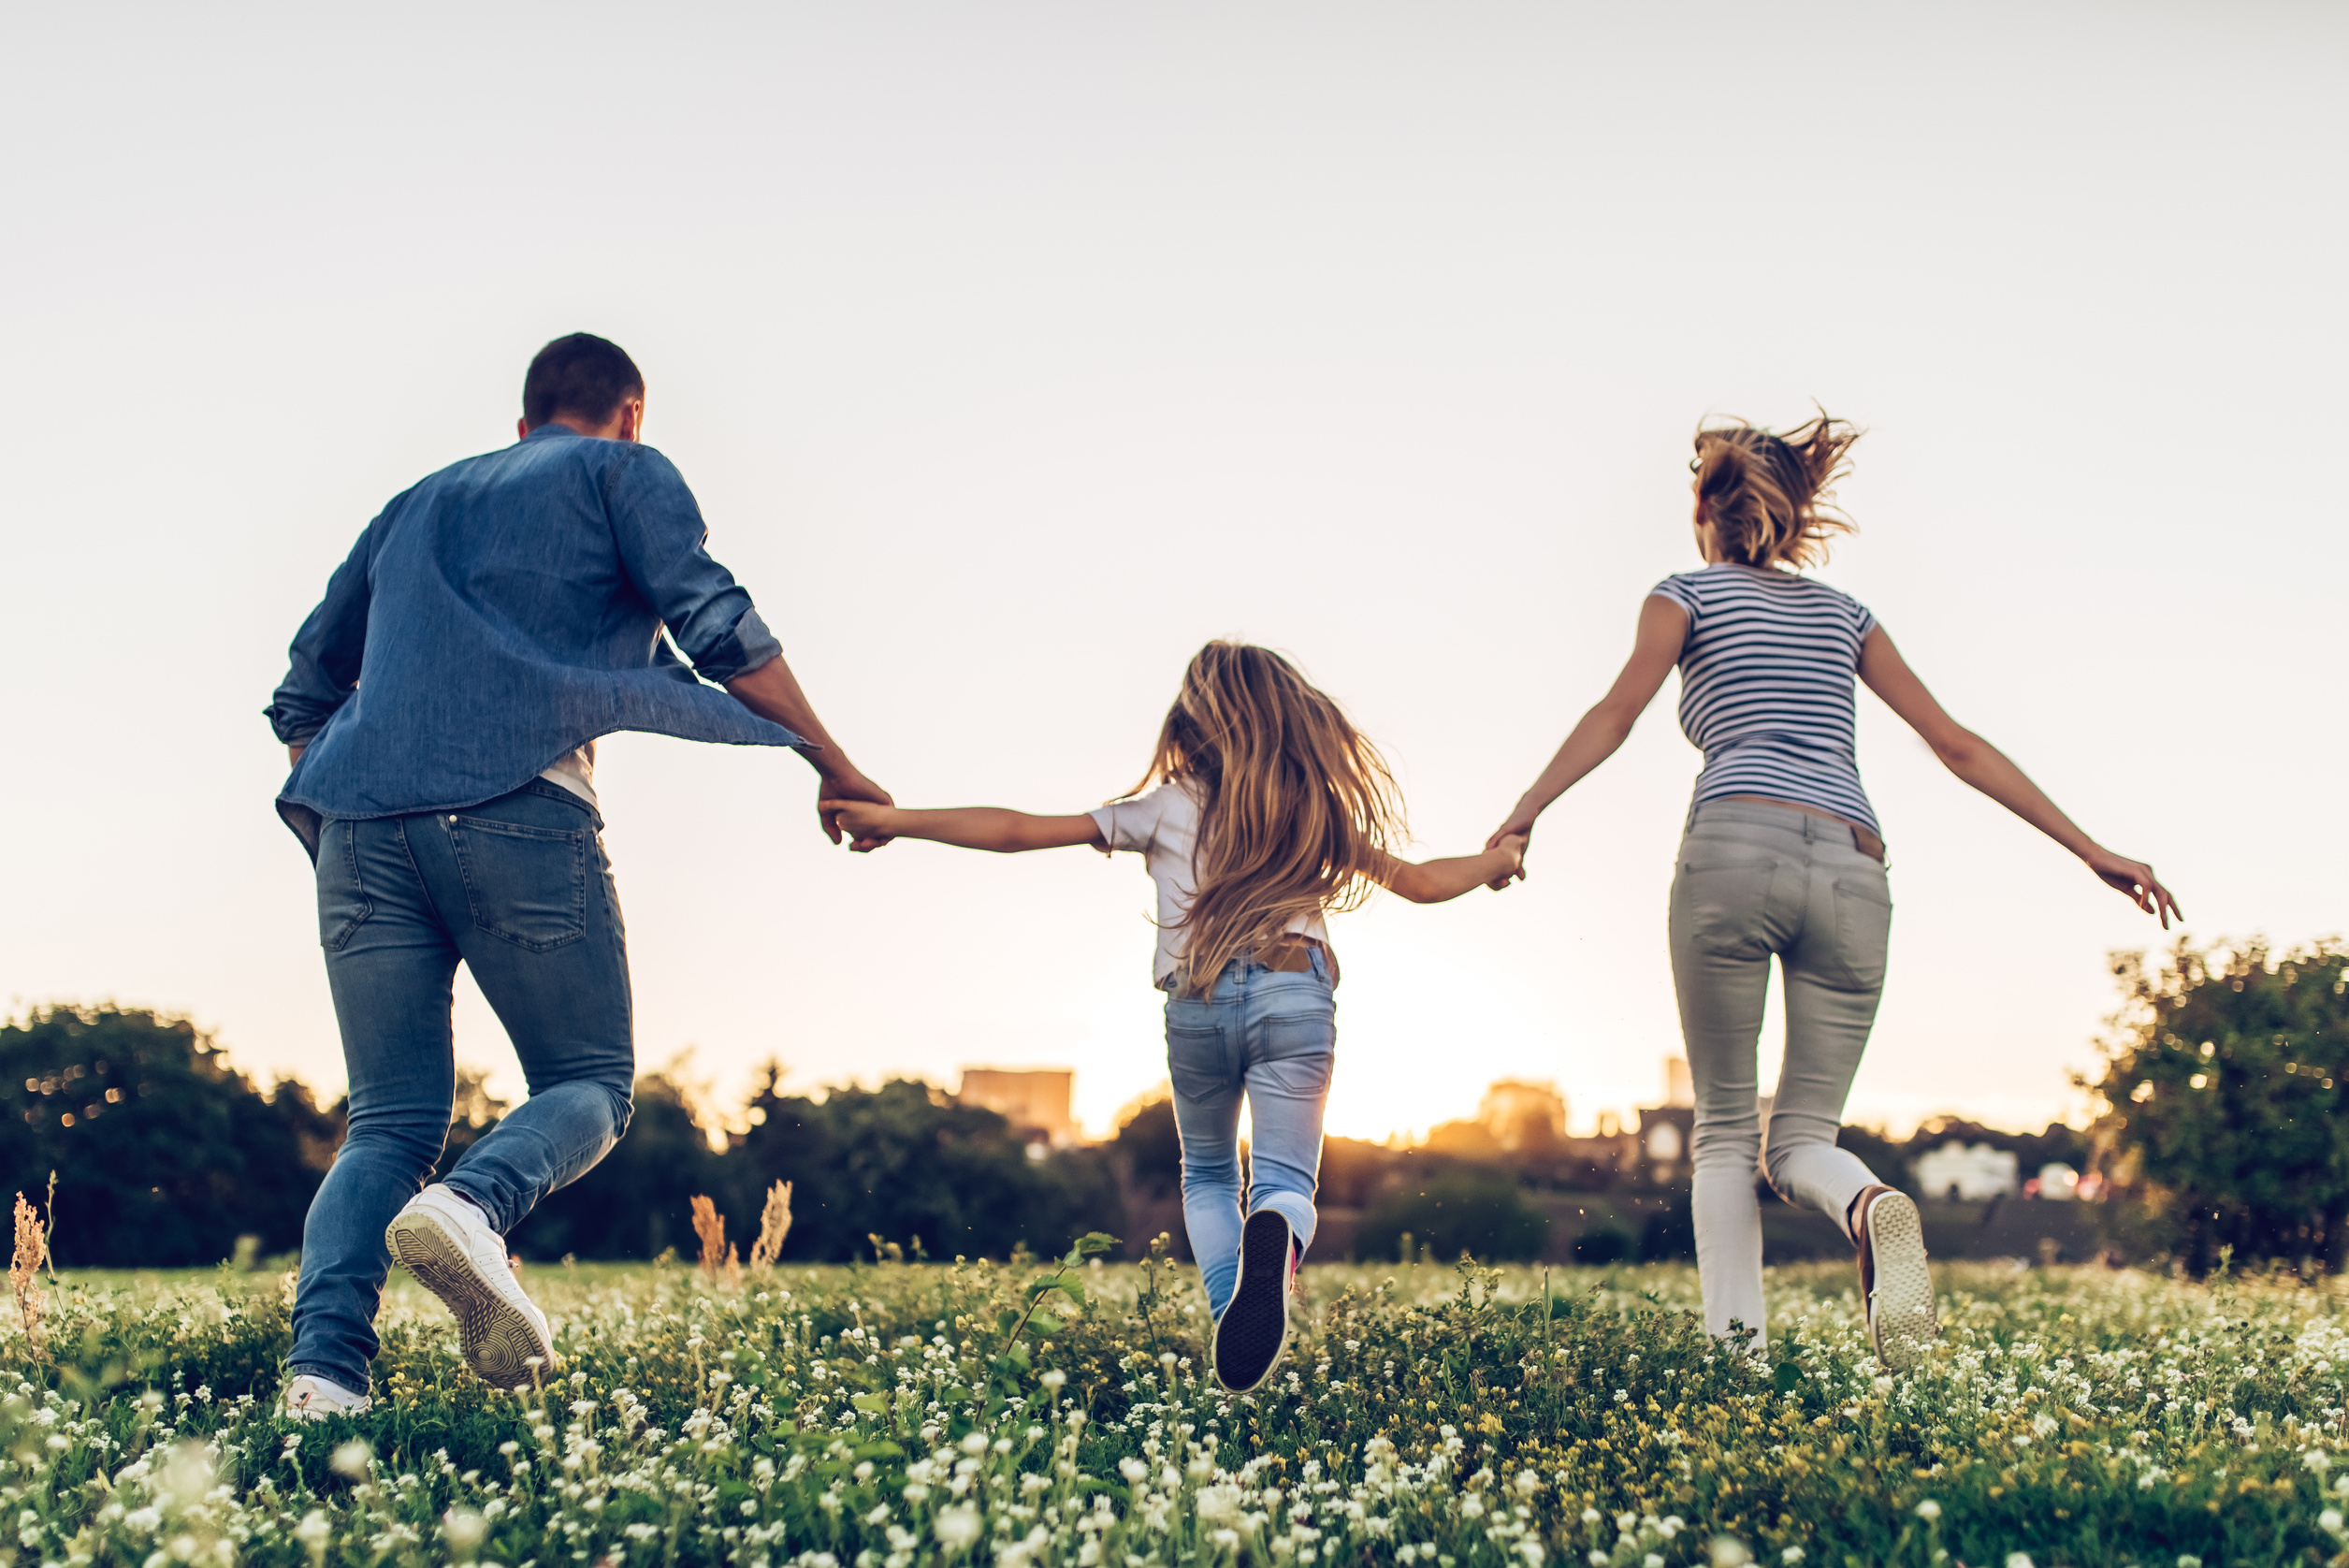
{"left": 7, "top": 1248, "right": 2349, "bottom": 1567}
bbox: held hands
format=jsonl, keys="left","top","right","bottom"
{"left": 816, "top": 770, "right": 895, "bottom": 852}
{"left": 1484, "top": 807, "right": 1537, "bottom": 887}
{"left": 2084, "top": 845, "right": 2182, "bottom": 929}
{"left": 819, "top": 793, "right": 903, "bottom": 852}
{"left": 1485, "top": 832, "right": 1530, "bottom": 892}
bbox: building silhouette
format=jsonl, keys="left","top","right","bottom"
{"left": 955, "top": 1067, "right": 1080, "bottom": 1150}
{"left": 1478, "top": 1080, "right": 1567, "bottom": 1153}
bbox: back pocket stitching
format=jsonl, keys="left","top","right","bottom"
{"left": 1678, "top": 858, "right": 1781, "bottom": 959}
{"left": 1829, "top": 876, "right": 1892, "bottom": 991}
{"left": 321, "top": 821, "right": 373, "bottom": 951}
{"left": 447, "top": 816, "right": 587, "bottom": 952}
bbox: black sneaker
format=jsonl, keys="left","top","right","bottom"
{"left": 1213, "top": 1210, "right": 1294, "bottom": 1392}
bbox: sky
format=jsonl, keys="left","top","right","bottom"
{"left": 3, "top": 3, "right": 2342, "bottom": 1144}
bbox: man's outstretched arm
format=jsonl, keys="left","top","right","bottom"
{"left": 725, "top": 655, "right": 893, "bottom": 849}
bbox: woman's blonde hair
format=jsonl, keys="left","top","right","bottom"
{"left": 1129, "top": 642, "right": 1404, "bottom": 996}
{"left": 1691, "top": 410, "right": 1863, "bottom": 570}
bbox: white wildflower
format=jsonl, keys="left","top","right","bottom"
{"left": 442, "top": 1507, "right": 487, "bottom": 1558}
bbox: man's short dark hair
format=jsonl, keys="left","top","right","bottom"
{"left": 522, "top": 333, "right": 645, "bottom": 429}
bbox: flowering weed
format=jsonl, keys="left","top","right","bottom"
{"left": 5, "top": 1256, "right": 2349, "bottom": 1564}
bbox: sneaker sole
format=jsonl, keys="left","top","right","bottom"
{"left": 384, "top": 1209, "right": 556, "bottom": 1389}
{"left": 1864, "top": 1191, "right": 1937, "bottom": 1372}
{"left": 1214, "top": 1211, "right": 1292, "bottom": 1393}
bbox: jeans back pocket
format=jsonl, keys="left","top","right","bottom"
{"left": 446, "top": 814, "right": 587, "bottom": 951}
{"left": 316, "top": 820, "right": 373, "bottom": 951}
{"left": 1674, "top": 855, "right": 1783, "bottom": 960}
{"left": 1829, "top": 875, "right": 1893, "bottom": 993}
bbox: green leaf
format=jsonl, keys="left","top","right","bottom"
{"left": 1074, "top": 1232, "right": 1120, "bottom": 1256}
{"left": 1025, "top": 1311, "right": 1064, "bottom": 1337}
{"left": 850, "top": 1393, "right": 889, "bottom": 1413}
{"left": 1772, "top": 1362, "right": 1804, "bottom": 1396}
{"left": 942, "top": 1386, "right": 971, "bottom": 1403}
{"left": 996, "top": 1309, "right": 1020, "bottom": 1335}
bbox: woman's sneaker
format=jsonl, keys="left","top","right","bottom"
{"left": 1852, "top": 1184, "right": 1936, "bottom": 1371}
{"left": 282, "top": 1373, "right": 371, "bottom": 1421}
{"left": 384, "top": 1184, "right": 559, "bottom": 1389}
{"left": 1213, "top": 1210, "right": 1295, "bottom": 1392}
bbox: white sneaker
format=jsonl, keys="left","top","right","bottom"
{"left": 1852, "top": 1184, "right": 1937, "bottom": 1372}
{"left": 282, "top": 1373, "right": 372, "bottom": 1421}
{"left": 384, "top": 1183, "right": 559, "bottom": 1389}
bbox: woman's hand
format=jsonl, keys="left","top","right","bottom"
{"left": 1485, "top": 806, "right": 1537, "bottom": 859}
{"left": 2084, "top": 846, "right": 2182, "bottom": 929}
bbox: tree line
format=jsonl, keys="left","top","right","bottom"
{"left": 8, "top": 937, "right": 2342, "bottom": 1272}
{"left": 1, "top": 1009, "right": 1130, "bottom": 1269}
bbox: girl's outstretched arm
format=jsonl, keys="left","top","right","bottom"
{"left": 1373, "top": 835, "right": 1527, "bottom": 904}
{"left": 819, "top": 801, "right": 1106, "bottom": 854}
{"left": 1856, "top": 628, "right": 2182, "bottom": 926}
{"left": 1486, "top": 595, "right": 1687, "bottom": 864}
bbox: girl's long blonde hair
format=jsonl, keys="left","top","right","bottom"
{"left": 1129, "top": 642, "right": 1404, "bottom": 996}
{"left": 1691, "top": 410, "right": 1863, "bottom": 570}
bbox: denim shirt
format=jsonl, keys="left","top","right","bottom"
{"left": 266, "top": 423, "right": 802, "bottom": 855}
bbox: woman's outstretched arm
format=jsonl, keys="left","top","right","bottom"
{"left": 1485, "top": 594, "right": 1688, "bottom": 870}
{"left": 1857, "top": 627, "right": 2182, "bottom": 927}
{"left": 818, "top": 801, "right": 1105, "bottom": 853}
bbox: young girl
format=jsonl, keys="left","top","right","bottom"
{"left": 1486, "top": 413, "right": 2177, "bottom": 1371}
{"left": 825, "top": 641, "right": 1524, "bottom": 1391}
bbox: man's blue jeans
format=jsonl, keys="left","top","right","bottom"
{"left": 1163, "top": 952, "right": 1336, "bottom": 1318}
{"left": 289, "top": 781, "right": 635, "bottom": 1394}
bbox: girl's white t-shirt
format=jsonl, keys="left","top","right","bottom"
{"left": 1089, "top": 778, "right": 1329, "bottom": 988}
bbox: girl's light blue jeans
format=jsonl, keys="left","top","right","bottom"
{"left": 1163, "top": 951, "right": 1336, "bottom": 1317}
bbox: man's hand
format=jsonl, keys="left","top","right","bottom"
{"left": 818, "top": 768, "right": 894, "bottom": 851}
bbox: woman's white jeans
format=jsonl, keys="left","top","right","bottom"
{"left": 1669, "top": 800, "right": 1893, "bottom": 1350}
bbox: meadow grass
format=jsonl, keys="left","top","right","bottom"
{"left": 7, "top": 1249, "right": 2349, "bottom": 1567}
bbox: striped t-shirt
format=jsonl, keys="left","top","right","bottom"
{"left": 1648, "top": 563, "right": 1881, "bottom": 833}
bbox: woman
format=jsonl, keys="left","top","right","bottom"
{"left": 1488, "top": 413, "right": 2178, "bottom": 1370}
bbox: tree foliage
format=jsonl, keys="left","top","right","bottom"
{"left": 1, "top": 1007, "right": 340, "bottom": 1267}
{"left": 2086, "top": 938, "right": 2349, "bottom": 1272}
{"left": 728, "top": 1069, "right": 1125, "bottom": 1263}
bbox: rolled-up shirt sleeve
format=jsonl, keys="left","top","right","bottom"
{"left": 264, "top": 518, "right": 381, "bottom": 746}
{"left": 605, "top": 444, "right": 779, "bottom": 685}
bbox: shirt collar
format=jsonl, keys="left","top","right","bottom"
{"left": 522, "top": 421, "right": 584, "bottom": 443}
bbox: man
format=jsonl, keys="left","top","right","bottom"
{"left": 265, "top": 333, "right": 888, "bottom": 1418}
